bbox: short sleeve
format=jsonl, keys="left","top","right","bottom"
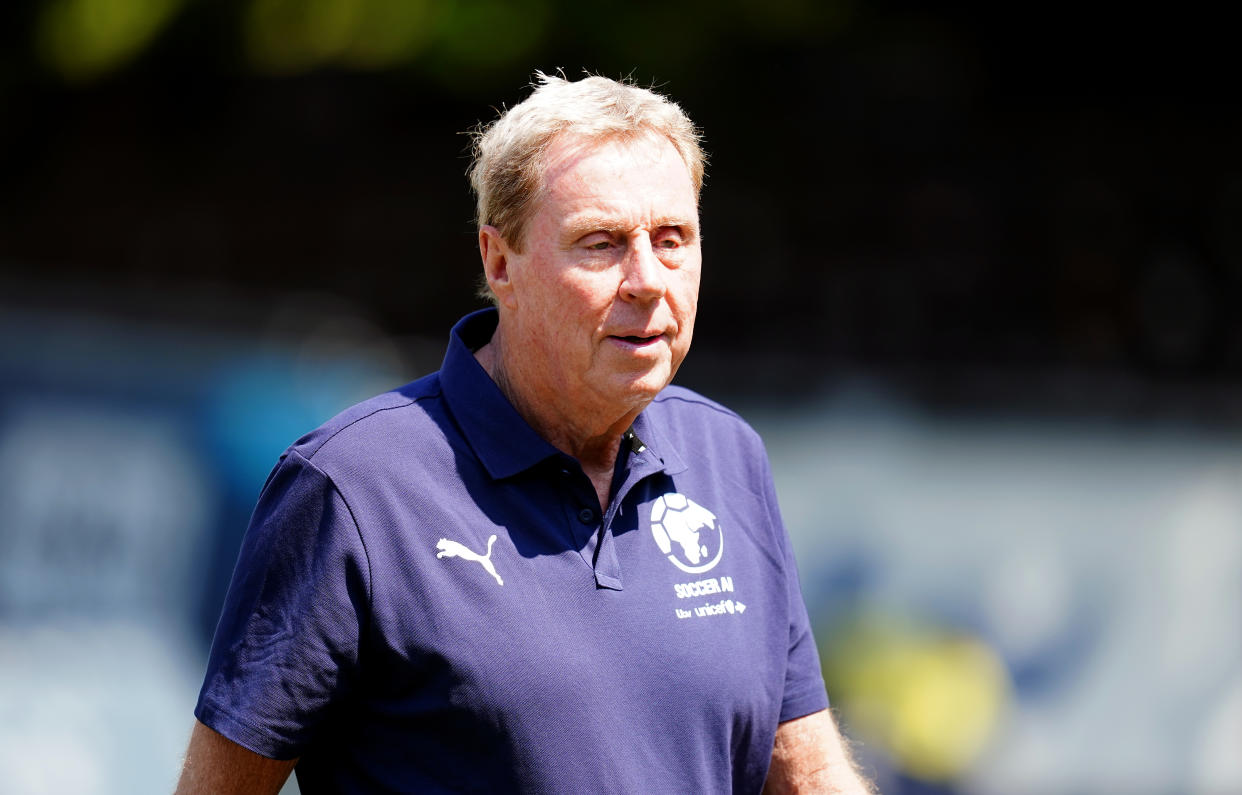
{"left": 195, "top": 449, "right": 371, "bottom": 759}
{"left": 759, "top": 449, "right": 831, "bottom": 723}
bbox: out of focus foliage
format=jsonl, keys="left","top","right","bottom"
{"left": 26, "top": 0, "right": 856, "bottom": 84}
{"left": 36, "top": 0, "right": 188, "bottom": 81}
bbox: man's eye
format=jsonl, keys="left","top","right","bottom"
{"left": 585, "top": 239, "right": 611, "bottom": 251}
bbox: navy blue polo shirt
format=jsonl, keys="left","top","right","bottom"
{"left": 196, "top": 309, "right": 828, "bottom": 793}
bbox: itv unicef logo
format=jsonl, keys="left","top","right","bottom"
{"left": 649, "top": 493, "right": 724, "bottom": 574}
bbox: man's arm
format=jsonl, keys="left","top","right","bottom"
{"left": 764, "top": 708, "right": 875, "bottom": 794}
{"left": 174, "top": 720, "right": 298, "bottom": 795}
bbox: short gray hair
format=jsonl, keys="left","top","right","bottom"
{"left": 468, "top": 71, "right": 705, "bottom": 263}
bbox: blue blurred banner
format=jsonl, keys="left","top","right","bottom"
{"left": 0, "top": 299, "right": 414, "bottom": 792}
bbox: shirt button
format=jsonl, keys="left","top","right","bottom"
{"left": 577, "top": 508, "right": 596, "bottom": 524}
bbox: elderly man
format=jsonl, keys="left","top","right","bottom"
{"left": 177, "top": 73, "right": 872, "bottom": 794}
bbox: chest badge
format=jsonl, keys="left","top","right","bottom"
{"left": 436, "top": 534, "right": 504, "bottom": 586}
{"left": 649, "top": 493, "right": 724, "bottom": 574}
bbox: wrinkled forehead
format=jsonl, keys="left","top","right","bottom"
{"left": 539, "top": 131, "right": 692, "bottom": 198}
{"left": 527, "top": 135, "right": 700, "bottom": 244}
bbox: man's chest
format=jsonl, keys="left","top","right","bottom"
{"left": 357, "top": 471, "right": 791, "bottom": 722}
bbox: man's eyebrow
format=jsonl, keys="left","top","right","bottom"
{"left": 562, "top": 215, "right": 624, "bottom": 237}
{"left": 562, "top": 214, "right": 700, "bottom": 238}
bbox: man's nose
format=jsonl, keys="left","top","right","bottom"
{"left": 620, "top": 234, "right": 667, "bottom": 301}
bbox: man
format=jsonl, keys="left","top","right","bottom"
{"left": 177, "top": 73, "right": 873, "bottom": 794}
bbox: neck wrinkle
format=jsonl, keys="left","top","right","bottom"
{"left": 476, "top": 329, "right": 632, "bottom": 475}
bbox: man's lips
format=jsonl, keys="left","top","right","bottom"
{"left": 607, "top": 332, "right": 666, "bottom": 347}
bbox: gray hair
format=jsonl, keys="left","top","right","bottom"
{"left": 468, "top": 72, "right": 705, "bottom": 287}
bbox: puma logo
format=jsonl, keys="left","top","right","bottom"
{"left": 436, "top": 534, "right": 503, "bottom": 586}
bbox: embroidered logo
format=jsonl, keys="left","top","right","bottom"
{"left": 649, "top": 493, "right": 724, "bottom": 574}
{"left": 436, "top": 534, "right": 503, "bottom": 586}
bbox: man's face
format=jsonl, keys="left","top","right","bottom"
{"left": 490, "top": 133, "right": 702, "bottom": 417}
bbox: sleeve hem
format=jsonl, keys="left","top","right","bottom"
{"left": 778, "top": 683, "right": 831, "bottom": 724}
{"left": 194, "top": 697, "right": 303, "bottom": 761}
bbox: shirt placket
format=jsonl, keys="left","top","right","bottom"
{"left": 557, "top": 430, "right": 665, "bottom": 591}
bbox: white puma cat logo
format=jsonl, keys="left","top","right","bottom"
{"left": 436, "top": 534, "right": 503, "bottom": 586}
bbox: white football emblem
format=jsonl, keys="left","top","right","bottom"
{"left": 649, "top": 493, "right": 724, "bottom": 574}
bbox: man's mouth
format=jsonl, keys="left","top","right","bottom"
{"left": 610, "top": 333, "right": 664, "bottom": 347}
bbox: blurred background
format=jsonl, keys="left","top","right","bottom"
{"left": 1, "top": 1, "right": 1240, "bottom": 792}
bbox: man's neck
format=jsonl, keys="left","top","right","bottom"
{"left": 474, "top": 334, "right": 639, "bottom": 509}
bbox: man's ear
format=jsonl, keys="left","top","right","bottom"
{"left": 479, "top": 225, "right": 517, "bottom": 307}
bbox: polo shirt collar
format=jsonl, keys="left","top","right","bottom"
{"left": 439, "top": 308, "right": 688, "bottom": 480}
{"left": 440, "top": 309, "right": 560, "bottom": 479}
{"left": 627, "top": 405, "right": 688, "bottom": 476}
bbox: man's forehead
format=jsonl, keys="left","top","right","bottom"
{"left": 547, "top": 192, "right": 700, "bottom": 240}
{"left": 540, "top": 132, "right": 690, "bottom": 191}
{"left": 519, "top": 132, "right": 700, "bottom": 241}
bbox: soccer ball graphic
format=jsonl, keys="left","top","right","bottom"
{"left": 649, "top": 493, "right": 724, "bottom": 574}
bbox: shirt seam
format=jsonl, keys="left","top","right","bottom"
{"left": 286, "top": 448, "right": 375, "bottom": 644}
{"left": 651, "top": 392, "right": 745, "bottom": 421}
{"left": 303, "top": 389, "right": 440, "bottom": 461}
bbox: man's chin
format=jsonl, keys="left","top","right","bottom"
{"left": 603, "top": 366, "right": 673, "bottom": 406}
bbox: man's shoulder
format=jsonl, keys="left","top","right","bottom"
{"left": 650, "top": 384, "right": 748, "bottom": 424}
{"left": 648, "top": 384, "right": 763, "bottom": 446}
{"left": 288, "top": 371, "right": 445, "bottom": 464}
